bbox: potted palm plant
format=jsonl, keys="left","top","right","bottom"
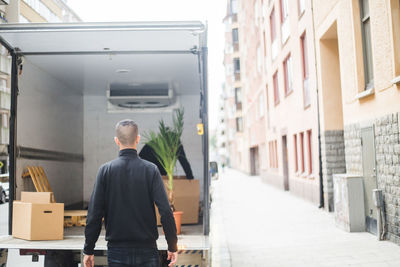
{"left": 144, "top": 109, "right": 184, "bottom": 234}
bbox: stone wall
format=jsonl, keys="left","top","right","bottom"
{"left": 374, "top": 112, "right": 400, "bottom": 244}
{"left": 342, "top": 112, "right": 400, "bottom": 245}
{"left": 321, "top": 130, "right": 346, "bottom": 211}
{"left": 344, "top": 124, "right": 363, "bottom": 175}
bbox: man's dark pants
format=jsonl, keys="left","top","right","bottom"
{"left": 107, "top": 247, "right": 160, "bottom": 267}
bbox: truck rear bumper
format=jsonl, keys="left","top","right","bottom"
{"left": 0, "top": 235, "right": 209, "bottom": 251}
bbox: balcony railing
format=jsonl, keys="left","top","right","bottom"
{"left": 232, "top": 14, "right": 238, "bottom": 23}
{"left": 233, "top": 42, "right": 239, "bottom": 52}
{"left": 234, "top": 72, "right": 241, "bottom": 82}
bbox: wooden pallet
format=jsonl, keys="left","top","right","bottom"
{"left": 22, "top": 166, "right": 87, "bottom": 227}
{"left": 22, "top": 166, "right": 55, "bottom": 202}
{"left": 64, "top": 210, "right": 88, "bottom": 227}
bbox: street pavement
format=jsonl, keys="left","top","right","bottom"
{"left": 210, "top": 168, "right": 400, "bottom": 267}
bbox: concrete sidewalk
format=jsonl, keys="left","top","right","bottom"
{"left": 210, "top": 168, "right": 400, "bottom": 267}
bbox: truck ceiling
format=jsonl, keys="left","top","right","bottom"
{"left": 0, "top": 21, "right": 207, "bottom": 96}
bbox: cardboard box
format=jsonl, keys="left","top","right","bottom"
{"left": 12, "top": 192, "right": 64, "bottom": 241}
{"left": 156, "top": 177, "right": 200, "bottom": 225}
{"left": 21, "top": 192, "right": 55, "bottom": 203}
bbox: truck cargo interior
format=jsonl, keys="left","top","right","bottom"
{"left": 0, "top": 22, "right": 209, "bottom": 239}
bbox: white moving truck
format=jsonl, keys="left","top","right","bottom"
{"left": 0, "top": 21, "right": 210, "bottom": 266}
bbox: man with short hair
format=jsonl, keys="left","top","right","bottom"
{"left": 83, "top": 119, "right": 178, "bottom": 267}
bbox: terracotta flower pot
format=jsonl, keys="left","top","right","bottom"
{"left": 173, "top": 211, "right": 184, "bottom": 235}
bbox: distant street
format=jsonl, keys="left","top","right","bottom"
{"left": 210, "top": 168, "right": 400, "bottom": 267}
{"left": 0, "top": 203, "right": 7, "bottom": 236}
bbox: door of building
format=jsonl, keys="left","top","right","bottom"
{"left": 282, "top": 135, "right": 289, "bottom": 191}
{"left": 250, "top": 146, "right": 260, "bottom": 176}
{"left": 361, "top": 126, "right": 378, "bottom": 234}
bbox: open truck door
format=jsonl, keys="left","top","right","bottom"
{"left": 0, "top": 21, "right": 210, "bottom": 266}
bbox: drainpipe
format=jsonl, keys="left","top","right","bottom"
{"left": 311, "top": 0, "right": 324, "bottom": 209}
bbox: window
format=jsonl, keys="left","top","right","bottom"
{"left": 301, "top": 32, "right": 310, "bottom": 107}
{"left": 359, "top": 0, "right": 374, "bottom": 89}
{"left": 280, "top": 0, "right": 290, "bottom": 43}
{"left": 236, "top": 117, "right": 243, "bottom": 132}
{"left": 280, "top": 0, "right": 289, "bottom": 23}
{"left": 23, "top": 0, "right": 61, "bottom": 22}
{"left": 300, "top": 32, "right": 309, "bottom": 80}
{"left": 232, "top": 28, "right": 239, "bottom": 44}
{"left": 0, "top": 79, "right": 6, "bottom": 91}
{"left": 294, "top": 134, "right": 298, "bottom": 172}
{"left": 270, "top": 8, "right": 277, "bottom": 42}
{"left": 231, "top": 0, "right": 238, "bottom": 14}
{"left": 234, "top": 58, "right": 241, "bottom": 81}
{"left": 273, "top": 71, "right": 280, "bottom": 105}
{"left": 233, "top": 58, "right": 241, "bottom": 73}
{"left": 307, "top": 130, "right": 312, "bottom": 174}
{"left": 2, "top": 113, "right": 8, "bottom": 128}
{"left": 298, "top": 0, "right": 305, "bottom": 16}
{"left": 300, "top": 132, "right": 305, "bottom": 173}
{"left": 283, "top": 54, "right": 293, "bottom": 95}
{"left": 254, "top": 0, "right": 259, "bottom": 26}
{"left": 235, "top": 87, "right": 242, "bottom": 110}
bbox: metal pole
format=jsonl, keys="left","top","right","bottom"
{"left": 201, "top": 47, "right": 210, "bottom": 236}
{"left": 8, "top": 50, "right": 18, "bottom": 235}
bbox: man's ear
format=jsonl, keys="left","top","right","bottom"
{"left": 114, "top": 136, "right": 120, "bottom": 146}
{"left": 136, "top": 134, "right": 141, "bottom": 145}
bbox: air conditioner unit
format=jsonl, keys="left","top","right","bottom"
{"left": 107, "top": 83, "right": 175, "bottom": 109}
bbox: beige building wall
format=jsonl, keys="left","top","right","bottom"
{"left": 224, "top": 0, "right": 321, "bottom": 204}
{"left": 223, "top": 0, "right": 249, "bottom": 172}
{"left": 237, "top": 0, "right": 266, "bottom": 176}
{"left": 314, "top": 0, "right": 400, "bottom": 243}
{"left": 260, "top": 0, "right": 320, "bottom": 204}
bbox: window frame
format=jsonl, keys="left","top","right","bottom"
{"left": 359, "top": 0, "right": 374, "bottom": 90}
{"left": 298, "top": 0, "right": 305, "bottom": 17}
{"left": 232, "top": 28, "right": 239, "bottom": 44}
{"left": 236, "top": 117, "right": 243, "bottom": 132}
{"left": 294, "top": 134, "right": 298, "bottom": 172}
{"left": 307, "top": 130, "right": 312, "bottom": 175}
{"left": 280, "top": 0, "right": 289, "bottom": 23}
{"left": 270, "top": 7, "right": 277, "bottom": 42}
{"left": 300, "top": 32, "right": 309, "bottom": 80}
{"left": 233, "top": 58, "right": 241, "bottom": 73}
{"left": 283, "top": 53, "right": 293, "bottom": 96}
{"left": 235, "top": 87, "right": 242, "bottom": 110}
{"left": 300, "top": 132, "right": 305, "bottom": 173}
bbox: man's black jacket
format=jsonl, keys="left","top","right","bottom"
{"left": 84, "top": 149, "right": 177, "bottom": 255}
{"left": 139, "top": 143, "right": 194, "bottom": 179}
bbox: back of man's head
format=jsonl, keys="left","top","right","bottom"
{"left": 115, "top": 119, "right": 139, "bottom": 147}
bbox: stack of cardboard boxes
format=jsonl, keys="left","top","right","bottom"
{"left": 12, "top": 192, "right": 64, "bottom": 240}
{"left": 156, "top": 178, "right": 200, "bottom": 225}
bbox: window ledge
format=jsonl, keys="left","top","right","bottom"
{"left": 356, "top": 87, "right": 375, "bottom": 100}
{"left": 285, "top": 89, "right": 293, "bottom": 98}
{"left": 392, "top": 76, "right": 400, "bottom": 85}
